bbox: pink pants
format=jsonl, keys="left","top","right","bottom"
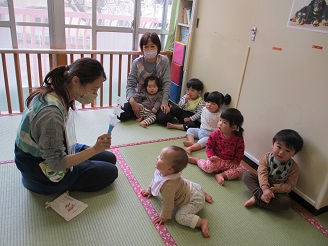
{"left": 197, "top": 158, "right": 242, "bottom": 180}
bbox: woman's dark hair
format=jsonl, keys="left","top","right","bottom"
{"left": 144, "top": 75, "right": 161, "bottom": 90}
{"left": 26, "top": 58, "right": 106, "bottom": 111}
{"left": 204, "top": 91, "right": 231, "bottom": 106}
{"left": 273, "top": 129, "right": 303, "bottom": 154}
{"left": 139, "top": 32, "right": 161, "bottom": 55}
{"left": 186, "top": 78, "right": 204, "bottom": 91}
{"left": 220, "top": 108, "right": 244, "bottom": 137}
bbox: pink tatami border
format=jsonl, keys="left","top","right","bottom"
{"left": 1, "top": 134, "right": 327, "bottom": 238}
{"left": 0, "top": 136, "right": 186, "bottom": 166}
{"left": 111, "top": 148, "right": 177, "bottom": 246}
{"left": 110, "top": 136, "right": 186, "bottom": 149}
{"left": 241, "top": 168, "right": 328, "bottom": 238}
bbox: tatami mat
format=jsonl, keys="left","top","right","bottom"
{"left": 1, "top": 108, "right": 327, "bottom": 246}
{"left": 73, "top": 108, "right": 186, "bottom": 148}
{"left": 118, "top": 140, "right": 328, "bottom": 245}
{"left": 0, "top": 162, "right": 163, "bottom": 246}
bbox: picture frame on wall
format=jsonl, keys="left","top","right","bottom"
{"left": 287, "top": 0, "right": 328, "bottom": 33}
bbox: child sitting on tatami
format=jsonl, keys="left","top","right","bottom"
{"left": 183, "top": 91, "right": 231, "bottom": 154}
{"left": 134, "top": 75, "right": 163, "bottom": 128}
{"left": 242, "top": 129, "right": 303, "bottom": 211}
{"left": 189, "top": 108, "right": 245, "bottom": 186}
{"left": 141, "top": 145, "right": 213, "bottom": 238}
{"left": 167, "top": 78, "right": 205, "bottom": 131}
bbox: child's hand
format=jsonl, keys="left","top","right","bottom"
{"left": 209, "top": 156, "right": 219, "bottom": 162}
{"left": 261, "top": 188, "right": 275, "bottom": 203}
{"left": 141, "top": 190, "right": 151, "bottom": 198}
{"left": 152, "top": 107, "right": 157, "bottom": 114}
{"left": 154, "top": 215, "right": 167, "bottom": 225}
{"left": 183, "top": 117, "right": 191, "bottom": 123}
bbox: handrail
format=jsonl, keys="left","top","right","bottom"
{"left": 0, "top": 49, "right": 172, "bottom": 115}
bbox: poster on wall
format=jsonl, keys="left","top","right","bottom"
{"left": 287, "top": 0, "right": 328, "bottom": 33}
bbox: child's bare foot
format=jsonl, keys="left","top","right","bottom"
{"left": 204, "top": 192, "right": 213, "bottom": 203}
{"left": 215, "top": 174, "right": 225, "bottom": 186}
{"left": 139, "top": 121, "right": 147, "bottom": 128}
{"left": 198, "top": 218, "right": 210, "bottom": 238}
{"left": 185, "top": 147, "right": 192, "bottom": 155}
{"left": 244, "top": 196, "right": 256, "bottom": 207}
{"left": 183, "top": 141, "right": 193, "bottom": 147}
{"left": 188, "top": 157, "right": 199, "bottom": 164}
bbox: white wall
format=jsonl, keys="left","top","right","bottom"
{"left": 189, "top": 0, "right": 328, "bottom": 210}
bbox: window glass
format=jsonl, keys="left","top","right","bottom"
{"left": 13, "top": 0, "right": 48, "bottom": 23}
{"left": 96, "top": 0, "right": 134, "bottom": 28}
{"left": 140, "top": 0, "right": 172, "bottom": 30}
{"left": 65, "top": 27, "right": 91, "bottom": 49}
{"left": 97, "top": 32, "right": 132, "bottom": 50}
{"left": 65, "top": 0, "right": 92, "bottom": 26}
{"left": 17, "top": 26, "right": 49, "bottom": 48}
{"left": 0, "top": 0, "right": 9, "bottom": 21}
{"left": 0, "top": 27, "right": 11, "bottom": 47}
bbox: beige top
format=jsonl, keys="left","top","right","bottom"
{"left": 148, "top": 177, "right": 191, "bottom": 220}
{"left": 258, "top": 152, "right": 299, "bottom": 193}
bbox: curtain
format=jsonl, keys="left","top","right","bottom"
{"left": 164, "top": 0, "right": 179, "bottom": 51}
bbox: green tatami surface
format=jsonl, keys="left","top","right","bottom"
{"left": 118, "top": 140, "right": 328, "bottom": 245}
{"left": 0, "top": 108, "right": 327, "bottom": 246}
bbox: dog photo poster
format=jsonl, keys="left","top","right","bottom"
{"left": 287, "top": 0, "right": 328, "bottom": 33}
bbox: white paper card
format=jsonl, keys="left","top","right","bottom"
{"left": 45, "top": 192, "right": 88, "bottom": 221}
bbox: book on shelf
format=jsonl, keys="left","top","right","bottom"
{"left": 183, "top": 8, "right": 192, "bottom": 25}
{"left": 173, "top": 41, "right": 187, "bottom": 66}
{"left": 170, "top": 61, "right": 183, "bottom": 85}
{"left": 179, "top": 26, "right": 189, "bottom": 43}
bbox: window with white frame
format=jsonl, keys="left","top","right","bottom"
{"left": 0, "top": 0, "right": 172, "bottom": 50}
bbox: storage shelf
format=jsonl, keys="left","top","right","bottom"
{"left": 177, "top": 23, "right": 190, "bottom": 28}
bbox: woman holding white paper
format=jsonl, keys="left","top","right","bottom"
{"left": 14, "top": 58, "right": 118, "bottom": 195}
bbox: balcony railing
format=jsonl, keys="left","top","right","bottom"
{"left": 0, "top": 49, "right": 172, "bottom": 115}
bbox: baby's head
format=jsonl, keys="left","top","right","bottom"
{"left": 157, "top": 146, "right": 188, "bottom": 175}
{"left": 144, "top": 75, "right": 160, "bottom": 95}
{"left": 272, "top": 129, "right": 303, "bottom": 162}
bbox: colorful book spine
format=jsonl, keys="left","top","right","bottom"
{"left": 172, "top": 41, "right": 187, "bottom": 66}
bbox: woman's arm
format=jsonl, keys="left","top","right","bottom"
{"left": 159, "top": 56, "right": 171, "bottom": 105}
{"left": 126, "top": 59, "right": 139, "bottom": 100}
{"left": 65, "top": 135, "right": 111, "bottom": 168}
{"left": 32, "top": 107, "right": 111, "bottom": 171}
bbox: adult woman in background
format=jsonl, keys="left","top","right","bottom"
{"left": 15, "top": 58, "right": 118, "bottom": 195}
{"left": 118, "top": 32, "right": 173, "bottom": 125}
